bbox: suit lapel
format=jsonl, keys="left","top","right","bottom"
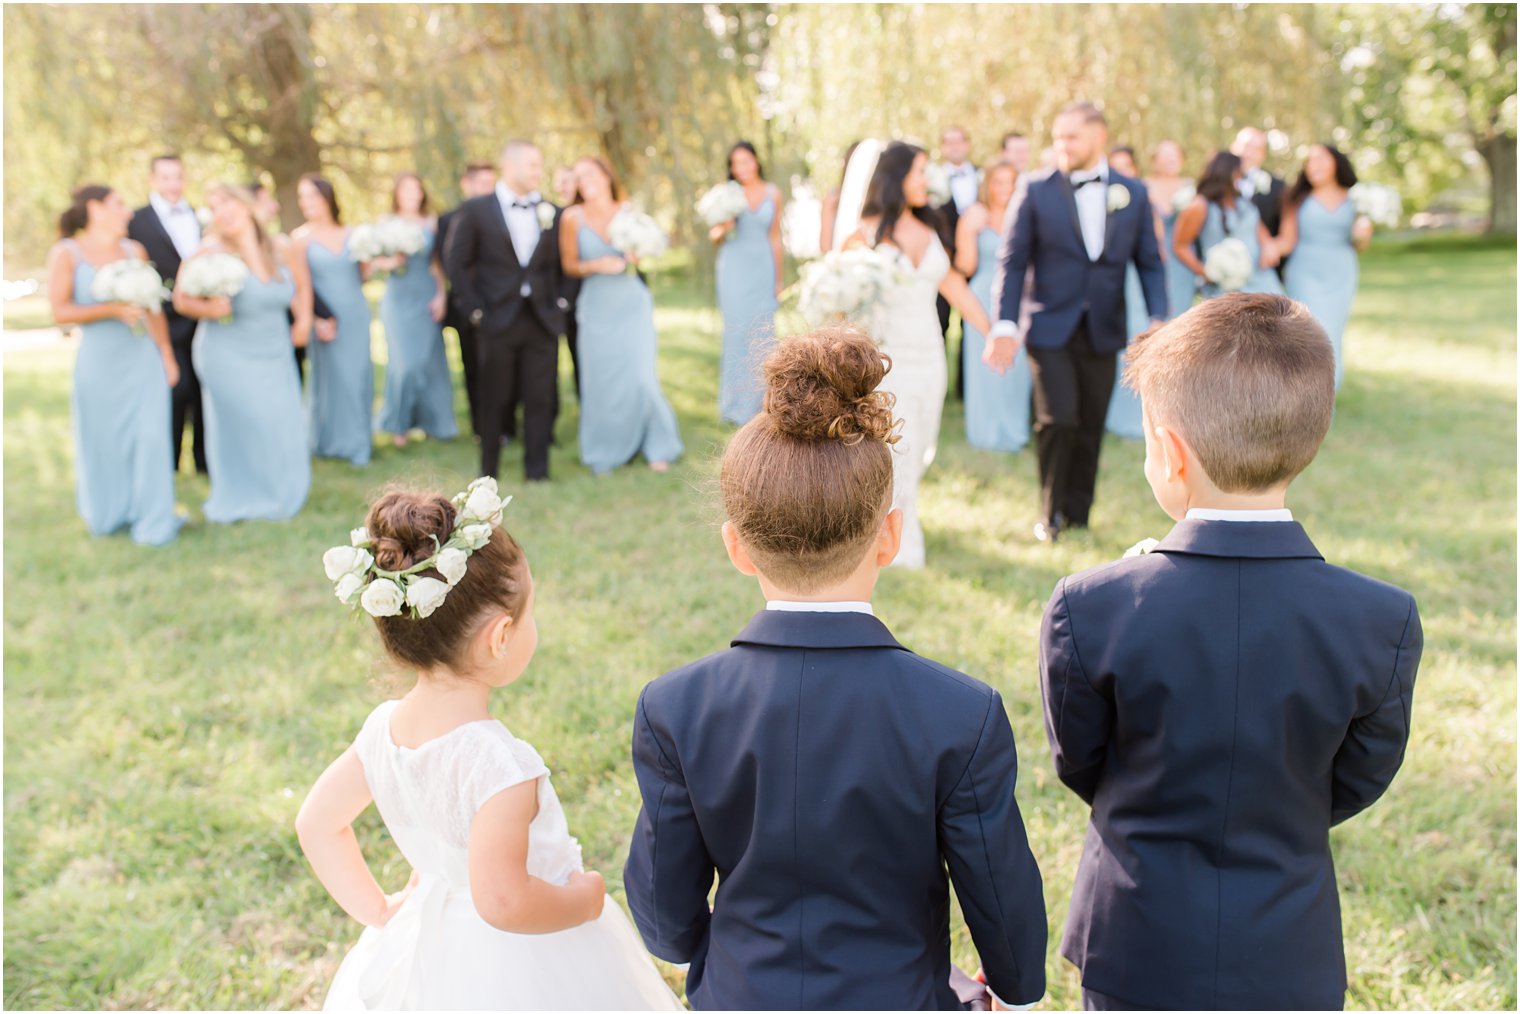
{"left": 1053, "top": 174, "right": 1088, "bottom": 257}
{"left": 135, "top": 205, "right": 176, "bottom": 261}
{"left": 1102, "top": 181, "right": 1124, "bottom": 259}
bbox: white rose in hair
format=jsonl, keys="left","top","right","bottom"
{"left": 457, "top": 524, "right": 492, "bottom": 550}
{"left": 361, "top": 579, "right": 406, "bottom": 618}
{"left": 406, "top": 577, "right": 451, "bottom": 619}
{"left": 436, "top": 547, "right": 469, "bottom": 587}
{"left": 323, "top": 545, "right": 374, "bottom": 582}
{"left": 334, "top": 573, "right": 365, "bottom": 605}
{"left": 350, "top": 526, "right": 371, "bottom": 547}
{"left": 461, "top": 483, "right": 503, "bottom": 523}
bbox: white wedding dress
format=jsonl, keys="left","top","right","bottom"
{"left": 322, "top": 701, "right": 682, "bottom": 1011}
{"left": 865, "top": 234, "right": 950, "bottom": 570}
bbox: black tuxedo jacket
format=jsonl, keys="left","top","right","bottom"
{"left": 1040, "top": 520, "right": 1421, "bottom": 1009}
{"left": 625, "top": 609, "right": 1047, "bottom": 1010}
{"left": 442, "top": 193, "right": 565, "bottom": 336}
{"left": 127, "top": 204, "right": 198, "bottom": 344}
{"left": 436, "top": 205, "right": 467, "bottom": 332}
{"left": 1251, "top": 172, "right": 1287, "bottom": 237}
{"left": 992, "top": 169, "right": 1167, "bottom": 353}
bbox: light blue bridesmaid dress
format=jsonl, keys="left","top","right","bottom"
{"left": 1105, "top": 263, "right": 1149, "bottom": 440}
{"left": 1160, "top": 206, "right": 1198, "bottom": 320}
{"left": 192, "top": 263, "right": 310, "bottom": 522}
{"left": 376, "top": 227, "right": 459, "bottom": 440}
{"left": 1198, "top": 200, "right": 1284, "bottom": 299}
{"left": 307, "top": 234, "right": 374, "bottom": 465}
{"left": 1285, "top": 195, "right": 1358, "bottom": 391}
{"left": 716, "top": 191, "right": 779, "bottom": 425}
{"left": 66, "top": 239, "right": 181, "bottom": 545}
{"left": 575, "top": 225, "right": 684, "bottom": 474}
{"left": 962, "top": 225, "right": 1030, "bottom": 452}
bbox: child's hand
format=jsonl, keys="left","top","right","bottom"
{"left": 569, "top": 870, "right": 606, "bottom": 922}
{"left": 373, "top": 869, "right": 421, "bottom": 927}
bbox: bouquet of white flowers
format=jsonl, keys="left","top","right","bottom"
{"left": 1203, "top": 238, "right": 1254, "bottom": 292}
{"left": 608, "top": 207, "right": 668, "bottom": 262}
{"left": 350, "top": 217, "right": 427, "bottom": 274}
{"left": 1349, "top": 182, "right": 1402, "bottom": 228}
{"left": 797, "top": 246, "right": 901, "bottom": 326}
{"left": 89, "top": 258, "right": 168, "bottom": 333}
{"left": 178, "top": 252, "right": 250, "bottom": 324}
{"left": 924, "top": 162, "right": 953, "bottom": 207}
{"left": 696, "top": 181, "right": 748, "bottom": 227}
{"left": 1171, "top": 181, "right": 1198, "bottom": 214}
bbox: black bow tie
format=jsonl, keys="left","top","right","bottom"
{"left": 1070, "top": 173, "right": 1103, "bottom": 191}
{"left": 512, "top": 198, "right": 538, "bottom": 209}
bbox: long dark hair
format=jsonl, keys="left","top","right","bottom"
{"left": 1197, "top": 151, "right": 1242, "bottom": 206}
{"left": 300, "top": 172, "right": 341, "bottom": 224}
{"left": 1286, "top": 143, "right": 1358, "bottom": 210}
{"left": 59, "top": 184, "right": 112, "bottom": 237}
{"left": 864, "top": 141, "right": 940, "bottom": 249}
{"left": 391, "top": 172, "right": 430, "bottom": 215}
{"left": 727, "top": 141, "right": 765, "bottom": 183}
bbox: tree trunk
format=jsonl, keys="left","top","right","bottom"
{"left": 1478, "top": 132, "right": 1517, "bottom": 234}
{"left": 251, "top": 5, "right": 324, "bottom": 233}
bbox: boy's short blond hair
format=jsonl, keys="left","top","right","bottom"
{"left": 1123, "top": 294, "right": 1336, "bottom": 492}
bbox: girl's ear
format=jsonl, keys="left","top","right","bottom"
{"left": 484, "top": 610, "right": 516, "bottom": 659}
{"left": 722, "top": 521, "right": 759, "bottom": 577}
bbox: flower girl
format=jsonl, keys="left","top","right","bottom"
{"left": 297, "top": 478, "right": 680, "bottom": 1010}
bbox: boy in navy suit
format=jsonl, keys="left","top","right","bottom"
{"left": 1040, "top": 294, "right": 1421, "bottom": 1010}
{"left": 625, "top": 327, "right": 1047, "bottom": 1010}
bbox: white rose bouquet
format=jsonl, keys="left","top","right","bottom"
{"left": 178, "top": 252, "right": 250, "bottom": 324}
{"left": 1203, "top": 238, "right": 1254, "bottom": 292}
{"left": 1349, "top": 182, "right": 1402, "bottom": 229}
{"left": 696, "top": 181, "right": 748, "bottom": 227}
{"left": 608, "top": 207, "right": 668, "bottom": 263}
{"left": 797, "top": 246, "right": 901, "bottom": 326}
{"left": 924, "top": 162, "right": 953, "bottom": 208}
{"left": 89, "top": 259, "right": 168, "bottom": 334}
{"left": 351, "top": 217, "right": 427, "bottom": 275}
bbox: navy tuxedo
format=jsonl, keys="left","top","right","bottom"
{"left": 625, "top": 610, "right": 1047, "bottom": 1010}
{"left": 1040, "top": 520, "right": 1422, "bottom": 1010}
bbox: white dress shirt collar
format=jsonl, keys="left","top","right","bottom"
{"left": 1070, "top": 158, "right": 1110, "bottom": 186}
{"left": 496, "top": 182, "right": 541, "bottom": 208}
{"left": 149, "top": 191, "right": 191, "bottom": 217}
{"left": 765, "top": 600, "right": 875, "bottom": 616}
{"left": 1185, "top": 507, "right": 1294, "bottom": 523}
{"left": 149, "top": 191, "right": 200, "bottom": 258}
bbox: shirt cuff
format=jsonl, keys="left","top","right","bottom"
{"left": 990, "top": 320, "right": 1019, "bottom": 339}
{"left": 987, "top": 988, "right": 1038, "bottom": 1011}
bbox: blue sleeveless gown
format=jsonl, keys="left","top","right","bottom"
{"left": 192, "top": 264, "right": 310, "bottom": 522}
{"left": 1160, "top": 207, "right": 1198, "bottom": 320}
{"left": 1105, "top": 263, "right": 1149, "bottom": 440}
{"left": 376, "top": 227, "right": 458, "bottom": 439}
{"left": 1285, "top": 196, "right": 1358, "bottom": 391}
{"left": 962, "top": 225, "right": 1030, "bottom": 452}
{"left": 1198, "top": 201, "right": 1284, "bottom": 299}
{"left": 307, "top": 234, "right": 374, "bottom": 465}
{"left": 66, "top": 241, "right": 181, "bottom": 545}
{"left": 716, "top": 193, "right": 778, "bottom": 425}
{"left": 575, "top": 226, "right": 684, "bottom": 474}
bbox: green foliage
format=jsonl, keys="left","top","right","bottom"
{"left": 4, "top": 244, "right": 1515, "bottom": 1009}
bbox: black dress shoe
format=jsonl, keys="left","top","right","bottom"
{"left": 1033, "top": 519, "right": 1061, "bottom": 543}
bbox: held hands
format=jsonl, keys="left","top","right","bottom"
{"left": 315, "top": 317, "right": 339, "bottom": 343}
{"left": 372, "top": 869, "right": 422, "bottom": 928}
{"left": 429, "top": 292, "right": 447, "bottom": 323}
{"left": 1260, "top": 239, "right": 1282, "bottom": 269}
{"left": 568, "top": 870, "right": 606, "bottom": 923}
{"left": 983, "top": 334, "right": 1021, "bottom": 375}
{"left": 161, "top": 352, "right": 180, "bottom": 389}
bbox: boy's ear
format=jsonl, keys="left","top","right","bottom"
{"left": 1154, "top": 424, "right": 1192, "bottom": 482}
{"left": 876, "top": 508, "right": 904, "bottom": 567}
{"left": 722, "top": 521, "right": 759, "bottom": 577}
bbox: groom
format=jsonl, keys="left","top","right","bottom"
{"left": 987, "top": 102, "right": 1167, "bottom": 543}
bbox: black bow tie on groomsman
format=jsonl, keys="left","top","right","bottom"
{"left": 512, "top": 197, "right": 540, "bottom": 209}
{"left": 1070, "top": 172, "right": 1105, "bottom": 191}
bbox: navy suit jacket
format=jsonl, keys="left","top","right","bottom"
{"left": 991, "top": 169, "right": 1167, "bottom": 353}
{"left": 625, "top": 610, "right": 1047, "bottom": 1010}
{"left": 1040, "top": 520, "right": 1421, "bottom": 1009}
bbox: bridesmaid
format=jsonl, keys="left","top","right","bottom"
{"left": 175, "top": 184, "right": 312, "bottom": 522}
{"left": 560, "top": 156, "right": 683, "bottom": 475}
{"left": 292, "top": 173, "right": 373, "bottom": 466}
{"left": 46, "top": 184, "right": 181, "bottom": 546}
{"left": 1146, "top": 139, "right": 1199, "bottom": 321}
{"left": 711, "top": 141, "right": 783, "bottom": 425}
{"left": 1172, "top": 152, "right": 1284, "bottom": 299}
{"left": 1277, "top": 143, "right": 1373, "bottom": 392}
{"left": 953, "top": 159, "right": 1030, "bottom": 452}
{"left": 1104, "top": 146, "right": 1154, "bottom": 440}
{"left": 373, "top": 172, "right": 458, "bottom": 446}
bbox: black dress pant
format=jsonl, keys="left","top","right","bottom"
{"left": 477, "top": 310, "right": 556, "bottom": 481}
{"left": 1026, "top": 316, "right": 1116, "bottom": 528}
{"left": 170, "top": 334, "right": 207, "bottom": 474}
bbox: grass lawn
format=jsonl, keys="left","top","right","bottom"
{"left": 4, "top": 235, "right": 1515, "bottom": 1009}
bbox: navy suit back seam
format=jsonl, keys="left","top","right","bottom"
{"left": 794, "top": 647, "right": 806, "bottom": 1009}
{"left": 1212, "top": 558, "right": 1244, "bottom": 1005}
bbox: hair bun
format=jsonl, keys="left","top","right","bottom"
{"left": 763, "top": 326, "right": 899, "bottom": 446}
{"left": 367, "top": 491, "right": 457, "bottom": 572}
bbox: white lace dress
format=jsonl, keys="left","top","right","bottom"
{"left": 866, "top": 235, "right": 951, "bottom": 570}
{"left": 322, "top": 701, "right": 682, "bottom": 1010}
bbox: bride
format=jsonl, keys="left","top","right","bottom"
{"left": 840, "top": 141, "right": 995, "bottom": 569}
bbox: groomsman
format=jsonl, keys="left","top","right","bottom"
{"left": 988, "top": 102, "right": 1168, "bottom": 543}
{"left": 438, "top": 162, "right": 499, "bottom": 442}
{"left": 128, "top": 154, "right": 205, "bottom": 475}
{"left": 1232, "top": 127, "right": 1288, "bottom": 277}
{"left": 937, "top": 125, "right": 977, "bottom": 396}
{"left": 445, "top": 141, "right": 566, "bottom": 482}
{"left": 1000, "top": 131, "right": 1033, "bottom": 176}
{"left": 551, "top": 165, "right": 582, "bottom": 423}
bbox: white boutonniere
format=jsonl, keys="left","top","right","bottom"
{"left": 1123, "top": 537, "right": 1161, "bottom": 558}
{"left": 535, "top": 202, "right": 556, "bottom": 232}
{"left": 1107, "top": 183, "right": 1131, "bottom": 213}
{"left": 195, "top": 206, "right": 213, "bottom": 229}
{"left": 1250, "top": 168, "right": 1272, "bottom": 193}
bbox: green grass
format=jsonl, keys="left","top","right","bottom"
{"left": 4, "top": 239, "right": 1515, "bottom": 1009}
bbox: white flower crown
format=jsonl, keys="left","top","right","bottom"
{"left": 323, "top": 477, "right": 511, "bottom": 619}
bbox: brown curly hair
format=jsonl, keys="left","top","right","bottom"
{"left": 720, "top": 325, "right": 901, "bottom": 592}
